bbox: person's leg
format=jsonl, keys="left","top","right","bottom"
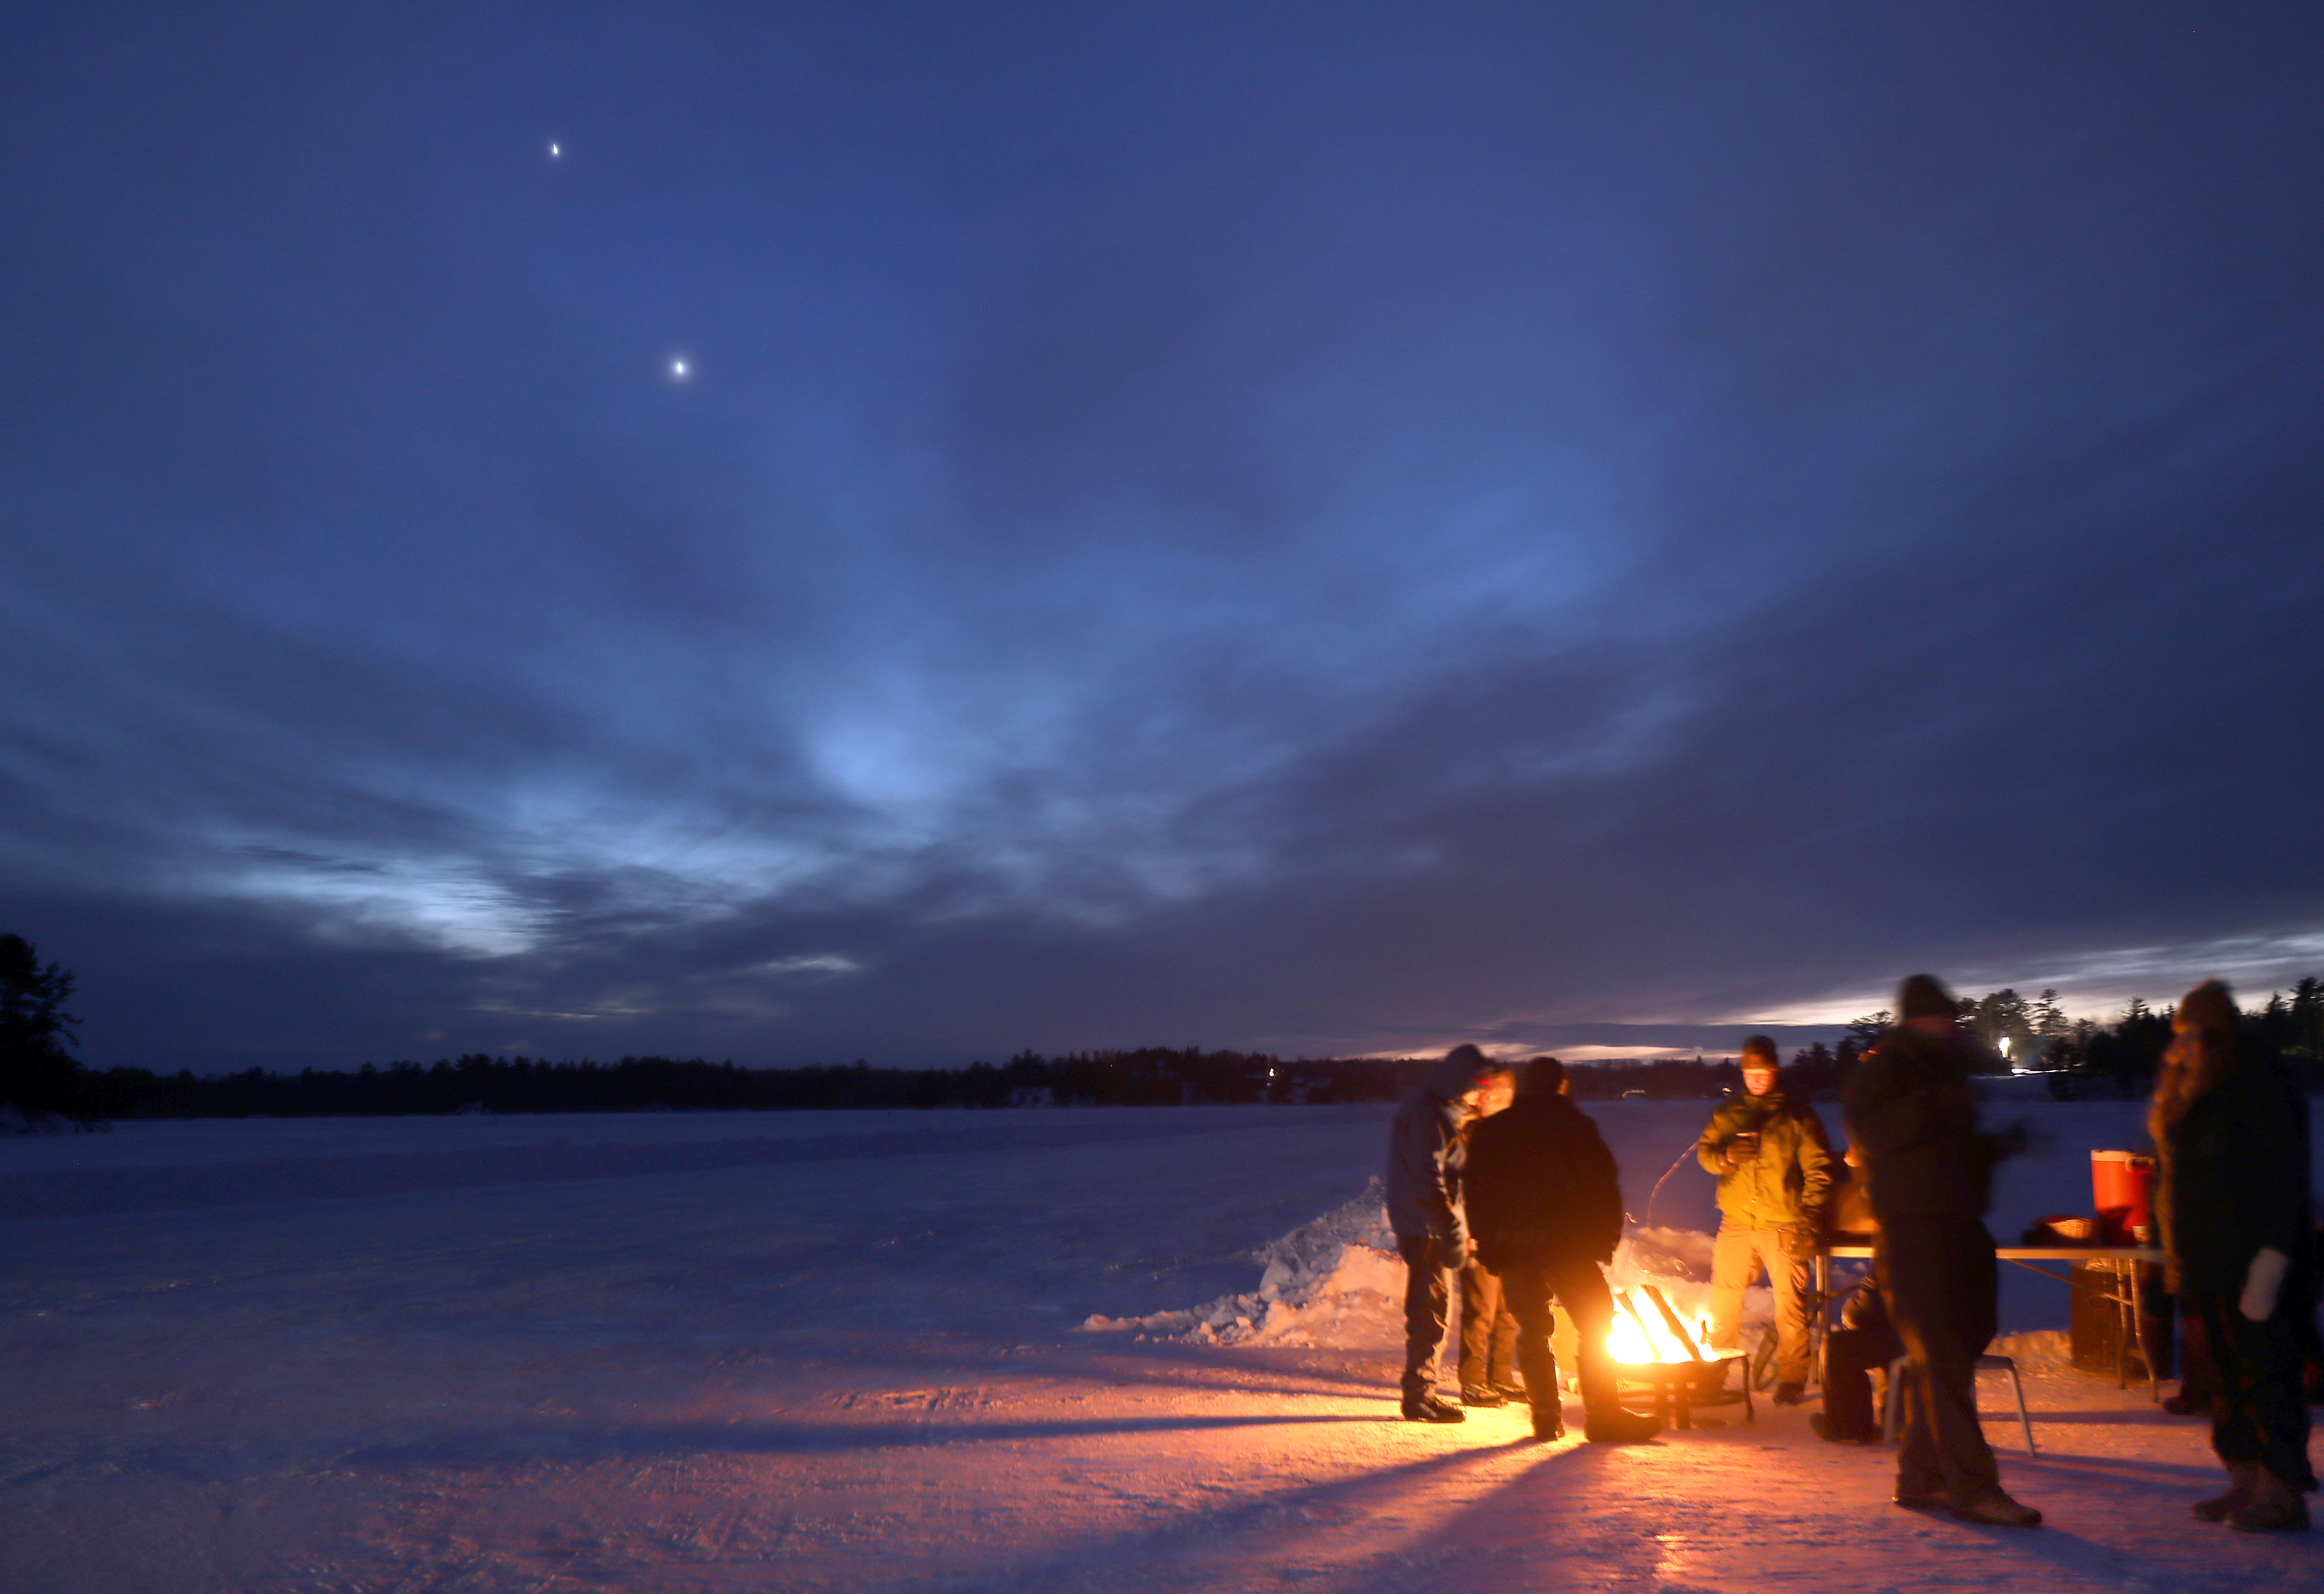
{"left": 1890, "top": 1357, "right": 1943, "bottom": 1498}
{"left": 1455, "top": 1258, "right": 1493, "bottom": 1392}
{"left": 2168, "top": 1294, "right": 2220, "bottom": 1414}
{"left": 1708, "top": 1223, "right": 1755, "bottom": 1353}
{"left": 2203, "top": 1291, "right": 2316, "bottom": 1491}
{"left": 1488, "top": 1277, "right": 1522, "bottom": 1391}
{"left": 1396, "top": 1236, "right": 1453, "bottom": 1402}
{"left": 1884, "top": 1224, "right": 2002, "bottom": 1507}
{"left": 2198, "top": 1289, "right": 2312, "bottom": 1528}
{"left": 1501, "top": 1266, "right": 1563, "bottom": 1437}
{"left": 1765, "top": 1233, "right": 1813, "bottom": 1391}
{"left": 1546, "top": 1260, "right": 1659, "bottom": 1440}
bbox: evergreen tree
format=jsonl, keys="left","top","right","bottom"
{"left": 0, "top": 934, "right": 86, "bottom": 1117}
{"left": 2290, "top": 977, "right": 2323, "bottom": 1058}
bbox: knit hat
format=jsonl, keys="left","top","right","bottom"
{"left": 1442, "top": 1043, "right": 1498, "bottom": 1086}
{"left": 1897, "top": 974, "right": 1956, "bottom": 1021}
{"left": 1739, "top": 1035, "right": 1779, "bottom": 1070}
{"left": 2176, "top": 979, "right": 2238, "bottom": 1036}
{"left": 1520, "top": 1055, "right": 1566, "bottom": 1096}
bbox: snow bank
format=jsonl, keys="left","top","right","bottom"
{"left": 1081, "top": 1182, "right": 1758, "bottom": 1350}
{"left": 1080, "top": 1176, "right": 1407, "bottom": 1345}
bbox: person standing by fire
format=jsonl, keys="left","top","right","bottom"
{"left": 1465, "top": 1055, "right": 1662, "bottom": 1443}
{"left": 2151, "top": 979, "right": 2315, "bottom": 1532}
{"left": 1385, "top": 1044, "right": 1511, "bottom": 1423}
{"left": 1846, "top": 975, "right": 2041, "bottom": 1527}
{"left": 1454, "top": 1067, "right": 1525, "bottom": 1408}
{"left": 1697, "top": 1035, "right": 1832, "bottom": 1405}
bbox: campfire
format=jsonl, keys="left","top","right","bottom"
{"left": 1606, "top": 1283, "right": 1753, "bottom": 1429}
{"left": 1606, "top": 1283, "right": 1713, "bottom": 1365}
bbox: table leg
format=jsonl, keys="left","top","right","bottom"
{"left": 2119, "top": 1258, "right": 2159, "bottom": 1403}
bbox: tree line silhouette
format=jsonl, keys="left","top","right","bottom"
{"left": 4, "top": 932, "right": 2319, "bottom": 1123}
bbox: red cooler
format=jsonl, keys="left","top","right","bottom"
{"left": 2091, "top": 1150, "right": 2154, "bottom": 1245}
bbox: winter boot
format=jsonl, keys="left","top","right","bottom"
{"left": 2194, "top": 1462, "right": 2260, "bottom": 1523}
{"left": 1950, "top": 1488, "right": 2042, "bottom": 1528}
{"left": 1772, "top": 1381, "right": 1805, "bottom": 1407}
{"left": 1401, "top": 1391, "right": 1466, "bottom": 1424}
{"left": 1583, "top": 1406, "right": 1662, "bottom": 1444}
{"left": 2227, "top": 1469, "right": 2310, "bottom": 1532}
{"left": 1530, "top": 1402, "right": 1566, "bottom": 1441}
{"left": 1459, "top": 1386, "right": 1507, "bottom": 1408}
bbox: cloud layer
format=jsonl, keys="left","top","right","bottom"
{"left": 4, "top": 5, "right": 2321, "bottom": 1069}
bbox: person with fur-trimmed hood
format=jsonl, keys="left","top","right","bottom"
{"left": 2153, "top": 979, "right": 2316, "bottom": 1532}
{"left": 1465, "top": 1055, "right": 1662, "bottom": 1444}
{"left": 1384, "top": 1044, "right": 1511, "bottom": 1422}
{"left": 1845, "top": 975, "right": 2041, "bottom": 1528}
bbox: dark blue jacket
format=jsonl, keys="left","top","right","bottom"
{"left": 1384, "top": 1054, "right": 1485, "bottom": 1248}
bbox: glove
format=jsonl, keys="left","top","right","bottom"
{"left": 1781, "top": 1223, "right": 1819, "bottom": 1261}
{"left": 2240, "top": 1247, "right": 2290, "bottom": 1322}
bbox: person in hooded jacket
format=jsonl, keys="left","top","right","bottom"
{"left": 1385, "top": 1044, "right": 1510, "bottom": 1422}
{"left": 1845, "top": 974, "right": 2041, "bottom": 1528}
{"left": 1697, "top": 1035, "right": 1833, "bottom": 1404}
{"left": 2152, "top": 979, "right": 2315, "bottom": 1532}
{"left": 1465, "top": 1055, "right": 1661, "bottom": 1444}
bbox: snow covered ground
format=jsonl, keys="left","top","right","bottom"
{"left": 3, "top": 1098, "right": 2319, "bottom": 1592}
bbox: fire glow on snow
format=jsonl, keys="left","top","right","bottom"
{"left": 1078, "top": 1178, "right": 1761, "bottom": 1357}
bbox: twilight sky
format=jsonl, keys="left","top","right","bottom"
{"left": 4, "top": 4, "right": 2322, "bottom": 1071}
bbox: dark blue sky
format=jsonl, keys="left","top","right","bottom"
{"left": 4, "top": 4, "right": 2321, "bottom": 1070}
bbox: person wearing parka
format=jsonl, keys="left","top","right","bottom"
{"left": 1383, "top": 1044, "right": 1508, "bottom": 1420}
{"left": 1697, "top": 1035, "right": 1833, "bottom": 1397}
{"left": 1465, "top": 1055, "right": 1659, "bottom": 1443}
{"left": 2152, "top": 979, "right": 2315, "bottom": 1531}
{"left": 1845, "top": 975, "right": 2040, "bottom": 1528}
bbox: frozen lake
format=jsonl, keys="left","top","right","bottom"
{"left": 3, "top": 1099, "right": 2319, "bottom": 1591}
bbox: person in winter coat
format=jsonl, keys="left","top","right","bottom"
{"left": 1385, "top": 1044, "right": 1511, "bottom": 1422}
{"left": 1811, "top": 1143, "right": 1899, "bottom": 1444}
{"left": 1455, "top": 1068, "right": 1524, "bottom": 1407}
{"left": 2151, "top": 979, "right": 2315, "bottom": 1532}
{"left": 1698, "top": 1035, "right": 1833, "bottom": 1403}
{"left": 1845, "top": 974, "right": 2041, "bottom": 1528}
{"left": 1465, "top": 1055, "right": 1661, "bottom": 1444}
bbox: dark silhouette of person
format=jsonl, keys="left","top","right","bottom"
{"left": 1384, "top": 1044, "right": 1510, "bottom": 1422}
{"left": 1454, "top": 1067, "right": 1525, "bottom": 1406}
{"left": 1465, "top": 1055, "right": 1661, "bottom": 1444}
{"left": 2152, "top": 979, "right": 2315, "bottom": 1531}
{"left": 1845, "top": 975, "right": 2040, "bottom": 1527}
{"left": 1811, "top": 1143, "right": 1900, "bottom": 1444}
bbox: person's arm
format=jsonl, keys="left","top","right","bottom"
{"left": 1387, "top": 1100, "right": 1459, "bottom": 1248}
{"left": 1579, "top": 1114, "right": 1626, "bottom": 1263}
{"left": 1795, "top": 1105, "right": 1835, "bottom": 1218}
{"left": 2249, "top": 1067, "right": 2313, "bottom": 1267}
{"left": 1400, "top": 1108, "right": 1462, "bottom": 1250}
{"left": 1696, "top": 1104, "right": 1736, "bottom": 1174}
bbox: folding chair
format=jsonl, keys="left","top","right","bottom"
{"left": 1882, "top": 1353, "right": 2037, "bottom": 1455}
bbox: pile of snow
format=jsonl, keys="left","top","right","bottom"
{"left": 1080, "top": 1177, "right": 1407, "bottom": 1345}
{"left": 1082, "top": 1181, "right": 1763, "bottom": 1349}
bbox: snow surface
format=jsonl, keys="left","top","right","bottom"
{"left": 3, "top": 1098, "right": 2320, "bottom": 1592}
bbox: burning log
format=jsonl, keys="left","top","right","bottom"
{"left": 1639, "top": 1284, "right": 1706, "bottom": 1362}
{"left": 1608, "top": 1284, "right": 1754, "bottom": 1431}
